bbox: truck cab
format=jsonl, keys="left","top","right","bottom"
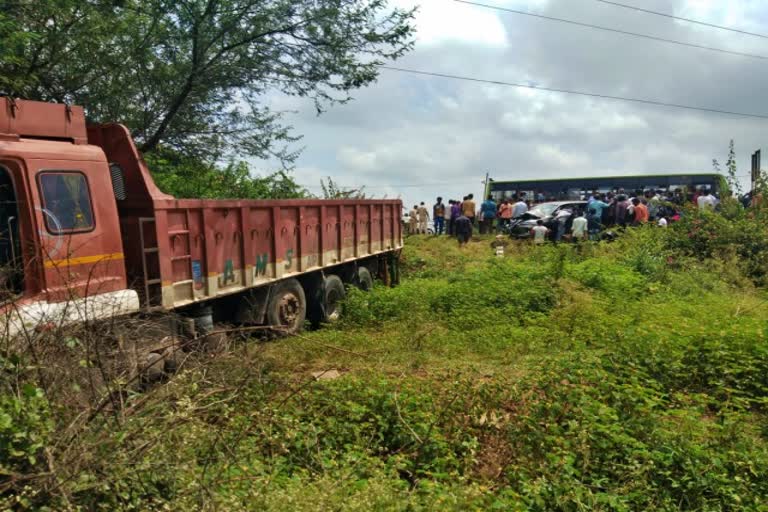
{"left": 0, "top": 98, "right": 139, "bottom": 335}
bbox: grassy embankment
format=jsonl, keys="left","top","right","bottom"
{"left": 5, "top": 220, "right": 768, "bottom": 510}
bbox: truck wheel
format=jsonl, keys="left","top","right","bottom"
{"left": 142, "top": 352, "right": 165, "bottom": 385}
{"left": 322, "top": 275, "right": 345, "bottom": 323}
{"left": 357, "top": 267, "right": 373, "bottom": 291}
{"left": 267, "top": 279, "right": 306, "bottom": 335}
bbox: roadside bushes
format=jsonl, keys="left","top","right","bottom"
{"left": 247, "top": 377, "right": 477, "bottom": 481}
{"left": 342, "top": 259, "right": 556, "bottom": 330}
{"left": 497, "top": 356, "right": 768, "bottom": 511}
{"left": 566, "top": 258, "right": 646, "bottom": 298}
{"left": 5, "top": 222, "right": 768, "bottom": 510}
{"left": 0, "top": 383, "right": 52, "bottom": 478}
{"left": 668, "top": 209, "right": 768, "bottom": 284}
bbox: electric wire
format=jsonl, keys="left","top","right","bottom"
{"left": 451, "top": 0, "right": 768, "bottom": 61}
{"left": 380, "top": 66, "right": 768, "bottom": 120}
{"left": 593, "top": 0, "right": 768, "bottom": 40}
{"left": 306, "top": 181, "right": 481, "bottom": 190}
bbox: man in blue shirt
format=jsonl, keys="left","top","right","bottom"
{"left": 587, "top": 193, "right": 609, "bottom": 228}
{"left": 480, "top": 195, "right": 497, "bottom": 234}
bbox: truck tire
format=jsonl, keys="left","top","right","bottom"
{"left": 322, "top": 275, "right": 345, "bottom": 323}
{"left": 357, "top": 266, "right": 373, "bottom": 291}
{"left": 142, "top": 352, "right": 165, "bottom": 385}
{"left": 266, "top": 279, "right": 306, "bottom": 335}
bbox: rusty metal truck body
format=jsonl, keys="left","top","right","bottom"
{"left": 0, "top": 98, "right": 402, "bottom": 336}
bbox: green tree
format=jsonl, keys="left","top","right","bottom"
{"left": 320, "top": 176, "right": 366, "bottom": 199}
{"left": 145, "top": 148, "right": 308, "bottom": 199}
{"left": 0, "top": 11, "right": 35, "bottom": 93}
{"left": 0, "top": 0, "right": 415, "bottom": 163}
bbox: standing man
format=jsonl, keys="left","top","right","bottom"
{"left": 512, "top": 195, "right": 528, "bottom": 219}
{"left": 433, "top": 197, "right": 446, "bottom": 235}
{"left": 648, "top": 190, "right": 662, "bottom": 221}
{"left": 449, "top": 200, "right": 461, "bottom": 236}
{"left": 417, "top": 202, "right": 430, "bottom": 234}
{"left": 553, "top": 208, "right": 572, "bottom": 243}
{"left": 462, "top": 194, "right": 476, "bottom": 231}
{"left": 498, "top": 199, "right": 513, "bottom": 233}
{"left": 571, "top": 211, "right": 588, "bottom": 242}
{"left": 697, "top": 189, "right": 718, "bottom": 210}
{"left": 632, "top": 198, "right": 649, "bottom": 225}
{"left": 480, "top": 195, "right": 497, "bottom": 235}
{"left": 408, "top": 205, "right": 419, "bottom": 234}
{"left": 587, "top": 193, "right": 609, "bottom": 226}
{"left": 613, "top": 194, "right": 629, "bottom": 227}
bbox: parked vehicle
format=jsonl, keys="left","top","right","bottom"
{"left": 507, "top": 201, "right": 587, "bottom": 239}
{"left": 487, "top": 174, "right": 726, "bottom": 202}
{"left": 0, "top": 98, "right": 403, "bottom": 345}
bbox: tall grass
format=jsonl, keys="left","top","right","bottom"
{"left": 4, "top": 223, "right": 768, "bottom": 510}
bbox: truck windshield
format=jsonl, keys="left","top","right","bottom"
{"left": 38, "top": 172, "right": 95, "bottom": 233}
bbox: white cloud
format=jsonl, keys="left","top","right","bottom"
{"left": 393, "top": 0, "right": 509, "bottom": 47}
{"left": 260, "top": 0, "right": 768, "bottom": 207}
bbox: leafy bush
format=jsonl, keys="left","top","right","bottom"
{"left": 7, "top": 221, "right": 768, "bottom": 510}
{"left": 0, "top": 384, "right": 52, "bottom": 473}
{"left": 668, "top": 209, "right": 768, "bottom": 284}
{"left": 343, "top": 259, "right": 556, "bottom": 330}
{"left": 566, "top": 258, "right": 647, "bottom": 298}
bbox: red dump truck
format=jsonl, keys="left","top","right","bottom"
{"left": 0, "top": 98, "right": 402, "bottom": 340}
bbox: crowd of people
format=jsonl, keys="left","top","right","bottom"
{"left": 407, "top": 187, "right": 722, "bottom": 247}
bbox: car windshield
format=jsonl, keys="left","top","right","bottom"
{"left": 528, "top": 203, "right": 560, "bottom": 217}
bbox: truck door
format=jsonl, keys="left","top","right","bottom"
{"left": 0, "top": 165, "right": 23, "bottom": 299}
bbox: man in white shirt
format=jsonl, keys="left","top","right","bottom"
{"left": 571, "top": 213, "right": 588, "bottom": 241}
{"left": 530, "top": 220, "right": 549, "bottom": 245}
{"left": 553, "top": 208, "right": 572, "bottom": 243}
{"left": 697, "top": 190, "right": 718, "bottom": 211}
{"left": 512, "top": 198, "right": 528, "bottom": 218}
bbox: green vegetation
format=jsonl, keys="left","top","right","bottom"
{"left": 144, "top": 148, "right": 308, "bottom": 200}
{"left": 0, "top": 0, "right": 414, "bottom": 162}
{"left": 4, "top": 209, "right": 768, "bottom": 510}
{"left": 0, "top": 0, "right": 416, "bottom": 200}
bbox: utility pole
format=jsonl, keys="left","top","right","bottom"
{"left": 752, "top": 150, "right": 761, "bottom": 193}
{"left": 483, "top": 171, "right": 490, "bottom": 199}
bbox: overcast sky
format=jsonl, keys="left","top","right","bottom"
{"left": 264, "top": 0, "right": 768, "bottom": 206}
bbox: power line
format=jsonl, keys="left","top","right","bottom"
{"left": 365, "top": 181, "right": 479, "bottom": 189}
{"left": 451, "top": 0, "right": 768, "bottom": 61}
{"left": 593, "top": 0, "right": 768, "bottom": 40}
{"left": 305, "top": 181, "right": 480, "bottom": 190}
{"left": 380, "top": 66, "right": 768, "bottom": 120}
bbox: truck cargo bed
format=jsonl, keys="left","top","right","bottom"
{"left": 85, "top": 123, "right": 404, "bottom": 310}
{"left": 124, "top": 198, "right": 402, "bottom": 309}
